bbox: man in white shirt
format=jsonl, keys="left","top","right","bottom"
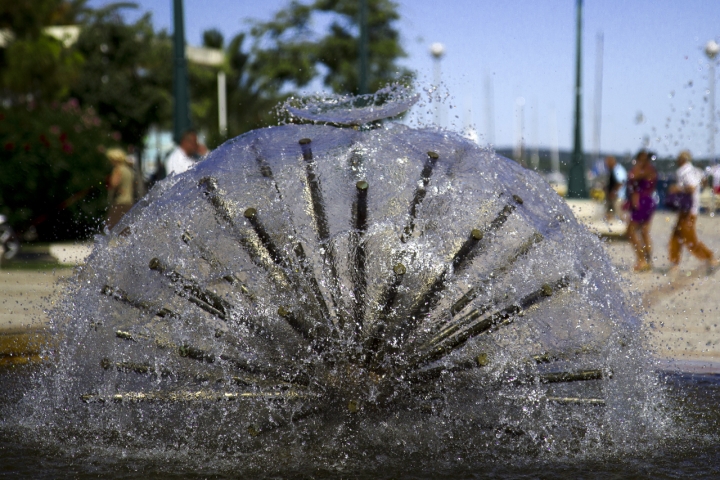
{"left": 166, "top": 129, "right": 202, "bottom": 176}
{"left": 668, "top": 150, "right": 718, "bottom": 273}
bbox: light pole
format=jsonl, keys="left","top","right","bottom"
{"left": 430, "top": 42, "right": 445, "bottom": 126}
{"left": 568, "top": 0, "right": 587, "bottom": 198}
{"left": 172, "top": 0, "right": 191, "bottom": 144}
{"left": 705, "top": 40, "right": 719, "bottom": 162}
{"left": 358, "top": 0, "right": 369, "bottom": 95}
{"left": 186, "top": 46, "right": 227, "bottom": 138}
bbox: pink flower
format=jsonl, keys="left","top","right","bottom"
{"left": 50, "top": 125, "right": 61, "bottom": 135}
{"left": 111, "top": 131, "right": 121, "bottom": 141}
{"left": 62, "top": 142, "right": 73, "bottom": 154}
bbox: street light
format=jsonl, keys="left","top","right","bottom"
{"left": 567, "top": 0, "right": 587, "bottom": 198}
{"left": 186, "top": 46, "right": 227, "bottom": 138}
{"left": 705, "top": 40, "right": 719, "bottom": 162}
{"left": 430, "top": 42, "right": 445, "bottom": 126}
{"left": 172, "top": 0, "right": 191, "bottom": 144}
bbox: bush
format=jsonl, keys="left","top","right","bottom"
{"left": 0, "top": 99, "right": 116, "bottom": 241}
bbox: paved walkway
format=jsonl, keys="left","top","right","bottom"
{"left": 1, "top": 203, "right": 720, "bottom": 371}
{"left": 601, "top": 209, "right": 720, "bottom": 372}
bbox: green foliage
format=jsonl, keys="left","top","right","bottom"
{"left": 69, "top": 10, "right": 171, "bottom": 147}
{"left": 250, "top": 0, "right": 412, "bottom": 95}
{"left": 0, "top": 100, "right": 115, "bottom": 240}
{"left": 202, "top": 28, "right": 224, "bottom": 49}
{"left": 0, "top": 0, "right": 87, "bottom": 101}
{"left": 2, "top": 35, "right": 83, "bottom": 100}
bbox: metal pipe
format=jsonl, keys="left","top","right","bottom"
{"left": 401, "top": 151, "right": 440, "bottom": 242}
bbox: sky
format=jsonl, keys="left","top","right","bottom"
{"left": 91, "top": 0, "right": 720, "bottom": 159}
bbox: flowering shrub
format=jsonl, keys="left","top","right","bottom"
{"left": 0, "top": 99, "right": 118, "bottom": 241}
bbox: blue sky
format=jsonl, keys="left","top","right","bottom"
{"left": 93, "top": 0, "right": 720, "bottom": 158}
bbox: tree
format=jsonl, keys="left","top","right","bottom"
{"left": 0, "top": 0, "right": 157, "bottom": 240}
{"left": 0, "top": 0, "right": 85, "bottom": 102}
{"left": 249, "top": 0, "right": 412, "bottom": 96}
{"left": 0, "top": 99, "right": 115, "bottom": 240}
{"left": 70, "top": 9, "right": 171, "bottom": 147}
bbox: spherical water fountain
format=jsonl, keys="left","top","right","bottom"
{"left": 13, "top": 87, "right": 665, "bottom": 474}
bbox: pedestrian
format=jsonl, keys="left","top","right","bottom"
{"left": 604, "top": 155, "right": 626, "bottom": 222}
{"left": 166, "top": 129, "right": 206, "bottom": 176}
{"left": 667, "top": 150, "right": 719, "bottom": 273}
{"left": 625, "top": 150, "right": 657, "bottom": 272}
{"left": 706, "top": 162, "right": 720, "bottom": 214}
{"left": 106, "top": 148, "right": 135, "bottom": 231}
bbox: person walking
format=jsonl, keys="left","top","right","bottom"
{"left": 604, "top": 155, "right": 626, "bottom": 221}
{"left": 668, "top": 150, "right": 719, "bottom": 273}
{"left": 106, "top": 148, "right": 135, "bottom": 230}
{"left": 626, "top": 150, "right": 657, "bottom": 272}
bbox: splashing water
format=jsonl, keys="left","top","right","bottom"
{"left": 5, "top": 89, "right": 671, "bottom": 474}
{"left": 282, "top": 83, "right": 418, "bottom": 125}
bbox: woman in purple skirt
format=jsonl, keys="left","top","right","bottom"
{"left": 626, "top": 150, "right": 658, "bottom": 272}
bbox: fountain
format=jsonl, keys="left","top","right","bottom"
{"left": 4, "top": 87, "right": 670, "bottom": 474}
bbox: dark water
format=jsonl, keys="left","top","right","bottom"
{"left": 1, "top": 367, "right": 719, "bottom": 479}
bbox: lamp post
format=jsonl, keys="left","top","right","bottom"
{"left": 567, "top": 0, "right": 587, "bottom": 198}
{"left": 358, "top": 0, "right": 369, "bottom": 95}
{"left": 430, "top": 42, "right": 445, "bottom": 126}
{"left": 186, "top": 46, "right": 227, "bottom": 138}
{"left": 172, "top": 0, "right": 191, "bottom": 144}
{"left": 705, "top": 40, "right": 719, "bottom": 162}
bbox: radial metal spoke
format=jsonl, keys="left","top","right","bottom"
{"left": 102, "top": 285, "right": 178, "bottom": 320}
{"left": 450, "top": 232, "right": 544, "bottom": 317}
{"left": 251, "top": 144, "right": 336, "bottom": 326}
{"left": 277, "top": 306, "right": 330, "bottom": 353}
{"left": 364, "top": 263, "right": 406, "bottom": 365}
{"left": 292, "top": 242, "right": 332, "bottom": 322}
{"left": 80, "top": 389, "right": 315, "bottom": 404}
{"left": 388, "top": 200, "right": 523, "bottom": 359}
{"left": 243, "top": 207, "right": 290, "bottom": 268}
{"left": 115, "top": 329, "right": 307, "bottom": 384}
{"left": 530, "top": 345, "right": 599, "bottom": 364}
{"left": 115, "top": 329, "right": 216, "bottom": 363}
{"left": 539, "top": 369, "right": 604, "bottom": 383}
{"left": 409, "top": 276, "right": 571, "bottom": 369}
{"left": 100, "top": 358, "right": 159, "bottom": 375}
{"left": 298, "top": 138, "right": 343, "bottom": 322}
{"left": 545, "top": 396, "right": 605, "bottom": 406}
{"left": 299, "top": 138, "right": 330, "bottom": 242}
{"left": 198, "top": 177, "right": 289, "bottom": 284}
{"left": 401, "top": 151, "right": 439, "bottom": 243}
{"left": 406, "top": 354, "right": 489, "bottom": 384}
{"left": 149, "top": 257, "right": 232, "bottom": 321}
{"left": 181, "top": 230, "right": 254, "bottom": 298}
{"left": 351, "top": 180, "right": 369, "bottom": 336}
{"left": 379, "top": 201, "right": 519, "bottom": 368}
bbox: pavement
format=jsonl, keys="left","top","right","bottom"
{"left": 1, "top": 202, "right": 720, "bottom": 372}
